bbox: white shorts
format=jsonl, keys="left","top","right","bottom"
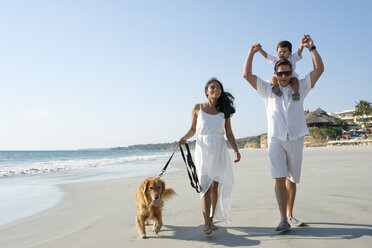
{"left": 268, "top": 136, "right": 304, "bottom": 183}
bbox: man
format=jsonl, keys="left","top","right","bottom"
{"left": 242, "top": 35, "right": 324, "bottom": 231}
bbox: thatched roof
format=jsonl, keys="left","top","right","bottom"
{"left": 306, "top": 108, "right": 339, "bottom": 125}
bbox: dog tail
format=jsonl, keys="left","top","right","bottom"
{"left": 162, "top": 188, "right": 175, "bottom": 200}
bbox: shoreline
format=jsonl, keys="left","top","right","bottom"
{"left": 0, "top": 183, "right": 64, "bottom": 228}
{"left": 1, "top": 146, "right": 372, "bottom": 247}
{"left": 0, "top": 155, "right": 181, "bottom": 228}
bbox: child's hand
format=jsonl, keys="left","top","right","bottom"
{"left": 250, "top": 43, "right": 261, "bottom": 54}
{"left": 254, "top": 42, "right": 262, "bottom": 50}
{"left": 301, "top": 34, "right": 314, "bottom": 48}
{"left": 301, "top": 34, "right": 308, "bottom": 43}
{"left": 299, "top": 35, "right": 307, "bottom": 47}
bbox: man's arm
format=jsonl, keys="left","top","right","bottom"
{"left": 302, "top": 35, "right": 324, "bottom": 88}
{"left": 243, "top": 44, "right": 261, "bottom": 90}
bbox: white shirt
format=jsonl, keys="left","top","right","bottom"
{"left": 256, "top": 74, "right": 312, "bottom": 142}
{"left": 267, "top": 53, "right": 302, "bottom": 78}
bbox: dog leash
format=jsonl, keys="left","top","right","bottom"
{"left": 158, "top": 145, "right": 178, "bottom": 178}
{"left": 158, "top": 143, "right": 202, "bottom": 193}
{"left": 179, "top": 143, "right": 202, "bottom": 193}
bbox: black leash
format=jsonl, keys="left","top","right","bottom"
{"left": 179, "top": 143, "right": 202, "bottom": 193}
{"left": 158, "top": 143, "right": 202, "bottom": 193}
{"left": 158, "top": 145, "right": 178, "bottom": 178}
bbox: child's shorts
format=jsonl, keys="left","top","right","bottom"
{"left": 268, "top": 136, "right": 304, "bottom": 183}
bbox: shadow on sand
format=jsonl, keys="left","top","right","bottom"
{"left": 157, "top": 222, "right": 372, "bottom": 246}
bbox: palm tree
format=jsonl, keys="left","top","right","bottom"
{"left": 354, "top": 100, "right": 371, "bottom": 128}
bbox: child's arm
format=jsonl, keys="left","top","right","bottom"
{"left": 255, "top": 42, "right": 268, "bottom": 58}
{"left": 297, "top": 34, "right": 307, "bottom": 56}
{"left": 297, "top": 43, "right": 304, "bottom": 56}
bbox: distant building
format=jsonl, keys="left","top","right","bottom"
{"left": 306, "top": 108, "right": 339, "bottom": 128}
{"left": 329, "top": 108, "right": 372, "bottom": 127}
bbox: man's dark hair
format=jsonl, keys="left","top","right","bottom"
{"left": 274, "top": 59, "right": 293, "bottom": 72}
{"left": 277, "top": 40, "right": 292, "bottom": 53}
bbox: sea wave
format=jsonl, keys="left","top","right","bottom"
{"left": 0, "top": 153, "right": 170, "bottom": 177}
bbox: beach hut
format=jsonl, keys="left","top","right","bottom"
{"left": 306, "top": 108, "right": 339, "bottom": 128}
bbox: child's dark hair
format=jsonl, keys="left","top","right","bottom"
{"left": 274, "top": 59, "right": 293, "bottom": 72}
{"left": 277, "top": 40, "right": 292, "bottom": 53}
{"left": 204, "top": 78, "right": 235, "bottom": 119}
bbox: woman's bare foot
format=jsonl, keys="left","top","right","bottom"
{"left": 211, "top": 223, "right": 218, "bottom": 230}
{"left": 210, "top": 217, "right": 218, "bottom": 230}
{"left": 203, "top": 224, "right": 212, "bottom": 235}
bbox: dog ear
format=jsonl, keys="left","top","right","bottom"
{"left": 142, "top": 179, "right": 149, "bottom": 195}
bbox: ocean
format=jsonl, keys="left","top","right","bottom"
{"left": 0, "top": 149, "right": 180, "bottom": 227}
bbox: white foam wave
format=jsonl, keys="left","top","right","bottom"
{"left": 0, "top": 153, "right": 170, "bottom": 177}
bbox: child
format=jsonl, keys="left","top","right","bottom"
{"left": 256, "top": 37, "right": 305, "bottom": 100}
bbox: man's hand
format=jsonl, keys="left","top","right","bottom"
{"left": 254, "top": 42, "right": 262, "bottom": 50}
{"left": 250, "top": 43, "right": 261, "bottom": 54}
{"left": 301, "top": 34, "right": 314, "bottom": 49}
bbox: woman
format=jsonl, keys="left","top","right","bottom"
{"left": 179, "top": 78, "right": 241, "bottom": 235}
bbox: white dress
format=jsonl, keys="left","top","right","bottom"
{"left": 194, "top": 104, "right": 234, "bottom": 223}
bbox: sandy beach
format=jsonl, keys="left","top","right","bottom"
{"left": 1, "top": 146, "right": 371, "bottom": 248}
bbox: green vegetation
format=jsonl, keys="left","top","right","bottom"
{"left": 112, "top": 141, "right": 195, "bottom": 151}
{"left": 354, "top": 100, "right": 371, "bottom": 128}
{"left": 309, "top": 128, "right": 342, "bottom": 140}
{"left": 335, "top": 119, "right": 349, "bottom": 130}
{"left": 227, "top": 136, "right": 260, "bottom": 149}
{"left": 113, "top": 136, "right": 260, "bottom": 151}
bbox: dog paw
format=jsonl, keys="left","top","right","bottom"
{"left": 139, "top": 234, "right": 147, "bottom": 239}
{"left": 153, "top": 227, "right": 160, "bottom": 235}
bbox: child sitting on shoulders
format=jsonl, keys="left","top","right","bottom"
{"left": 256, "top": 37, "right": 305, "bottom": 100}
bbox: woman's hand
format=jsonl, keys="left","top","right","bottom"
{"left": 178, "top": 137, "right": 187, "bottom": 144}
{"left": 234, "top": 151, "right": 241, "bottom": 163}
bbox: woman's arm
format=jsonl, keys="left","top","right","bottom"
{"left": 179, "top": 104, "right": 199, "bottom": 144}
{"left": 225, "top": 117, "right": 241, "bottom": 163}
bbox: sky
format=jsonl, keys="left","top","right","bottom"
{"left": 0, "top": 0, "right": 371, "bottom": 150}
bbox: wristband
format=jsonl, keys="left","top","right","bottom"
{"left": 309, "top": 45, "right": 316, "bottom": 52}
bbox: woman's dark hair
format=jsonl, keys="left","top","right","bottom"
{"left": 204, "top": 78, "right": 236, "bottom": 119}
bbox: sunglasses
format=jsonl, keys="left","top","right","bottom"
{"left": 276, "top": 71, "right": 292, "bottom": 77}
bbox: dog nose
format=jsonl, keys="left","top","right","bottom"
{"left": 154, "top": 196, "right": 159, "bottom": 200}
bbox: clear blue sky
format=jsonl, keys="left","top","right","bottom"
{"left": 0, "top": 0, "right": 371, "bottom": 150}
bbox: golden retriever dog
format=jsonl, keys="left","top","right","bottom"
{"left": 135, "top": 177, "right": 175, "bottom": 239}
